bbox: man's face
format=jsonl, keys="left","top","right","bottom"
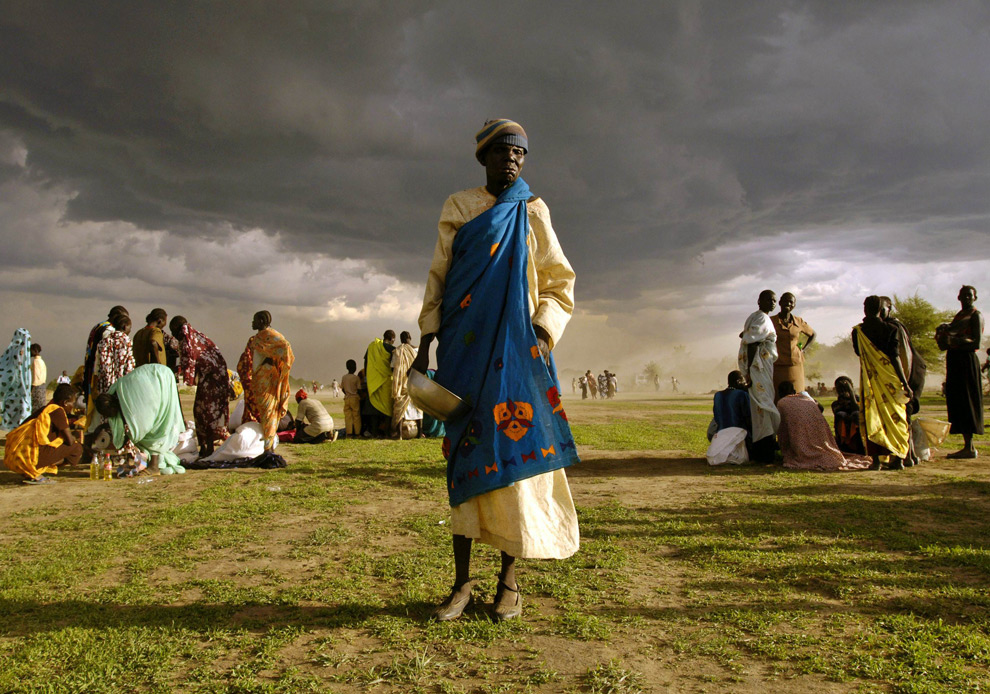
{"left": 959, "top": 287, "right": 976, "bottom": 307}
{"left": 484, "top": 143, "right": 526, "bottom": 189}
{"left": 758, "top": 292, "right": 777, "bottom": 313}
{"left": 252, "top": 315, "right": 264, "bottom": 330}
{"left": 779, "top": 294, "right": 795, "bottom": 314}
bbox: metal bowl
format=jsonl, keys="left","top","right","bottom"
{"left": 408, "top": 369, "right": 468, "bottom": 422}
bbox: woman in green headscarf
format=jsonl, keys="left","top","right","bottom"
{"left": 95, "top": 363, "right": 186, "bottom": 475}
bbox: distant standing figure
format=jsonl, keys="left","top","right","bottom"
{"left": 771, "top": 292, "right": 815, "bottom": 400}
{"left": 0, "top": 328, "right": 32, "bottom": 430}
{"left": 586, "top": 370, "right": 598, "bottom": 399}
{"left": 56, "top": 371, "right": 71, "bottom": 385}
{"left": 571, "top": 377, "right": 577, "bottom": 394}
{"left": 579, "top": 376, "right": 588, "bottom": 399}
{"left": 607, "top": 372, "right": 617, "bottom": 398}
{"left": 30, "top": 343, "right": 47, "bottom": 412}
{"left": 670, "top": 376, "right": 679, "bottom": 393}
{"left": 331, "top": 379, "right": 341, "bottom": 397}
{"left": 937, "top": 285, "right": 984, "bottom": 458}
{"left": 653, "top": 373, "right": 661, "bottom": 392}
{"left": 133, "top": 308, "right": 168, "bottom": 367}
{"left": 738, "top": 290, "right": 780, "bottom": 463}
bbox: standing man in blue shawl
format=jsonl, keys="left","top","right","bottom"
{"left": 412, "top": 119, "right": 579, "bottom": 622}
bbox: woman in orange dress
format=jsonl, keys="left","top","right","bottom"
{"left": 236, "top": 311, "right": 294, "bottom": 453}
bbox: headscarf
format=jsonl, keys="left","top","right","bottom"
{"left": 295, "top": 389, "right": 307, "bottom": 400}
{"left": 0, "top": 328, "right": 33, "bottom": 429}
{"left": 475, "top": 119, "right": 528, "bottom": 163}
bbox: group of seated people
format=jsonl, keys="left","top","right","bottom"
{"left": 706, "top": 371, "right": 873, "bottom": 471}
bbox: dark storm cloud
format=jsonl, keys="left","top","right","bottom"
{"left": 2, "top": 0, "right": 989, "bottom": 305}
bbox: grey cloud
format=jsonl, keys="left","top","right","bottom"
{"left": 1, "top": 0, "right": 989, "bottom": 346}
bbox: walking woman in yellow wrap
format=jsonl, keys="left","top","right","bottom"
{"left": 237, "top": 311, "right": 294, "bottom": 452}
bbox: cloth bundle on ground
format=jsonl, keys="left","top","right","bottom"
{"left": 912, "top": 416, "right": 950, "bottom": 462}
{"left": 706, "top": 427, "right": 749, "bottom": 465}
{"left": 228, "top": 399, "right": 245, "bottom": 431}
{"left": 204, "top": 422, "right": 265, "bottom": 461}
{"left": 107, "top": 364, "right": 186, "bottom": 474}
{"left": 173, "top": 421, "right": 199, "bottom": 463}
{"left": 185, "top": 422, "right": 285, "bottom": 469}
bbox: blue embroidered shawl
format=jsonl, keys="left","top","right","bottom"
{"left": 435, "top": 177, "right": 578, "bottom": 506}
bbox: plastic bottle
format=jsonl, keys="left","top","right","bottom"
{"left": 89, "top": 455, "right": 99, "bottom": 480}
{"left": 102, "top": 454, "right": 113, "bottom": 481}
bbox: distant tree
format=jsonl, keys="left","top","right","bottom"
{"left": 802, "top": 340, "right": 822, "bottom": 380}
{"left": 892, "top": 293, "right": 954, "bottom": 370}
{"left": 803, "top": 335, "right": 859, "bottom": 386}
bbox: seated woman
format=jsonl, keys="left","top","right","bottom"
{"left": 3, "top": 384, "right": 83, "bottom": 484}
{"left": 94, "top": 363, "right": 185, "bottom": 475}
{"left": 831, "top": 376, "right": 865, "bottom": 454}
{"left": 777, "top": 381, "right": 871, "bottom": 471}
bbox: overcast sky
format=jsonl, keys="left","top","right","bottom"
{"left": 2, "top": 1, "right": 988, "bottom": 388}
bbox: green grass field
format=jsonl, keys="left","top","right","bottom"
{"left": 1, "top": 391, "right": 989, "bottom": 693}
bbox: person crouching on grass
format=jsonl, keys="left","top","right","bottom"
{"left": 293, "top": 389, "right": 337, "bottom": 444}
{"left": 3, "top": 384, "right": 82, "bottom": 484}
{"left": 412, "top": 119, "right": 580, "bottom": 622}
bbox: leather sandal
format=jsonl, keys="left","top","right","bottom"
{"left": 493, "top": 580, "right": 522, "bottom": 622}
{"left": 432, "top": 580, "right": 474, "bottom": 621}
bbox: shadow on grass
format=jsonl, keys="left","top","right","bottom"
{"left": 0, "top": 597, "right": 439, "bottom": 637}
{"left": 0, "top": 468, "right": 91, "bottom": 486}
{"left": 569, "top": 455, "right": 781, "bottom": 478}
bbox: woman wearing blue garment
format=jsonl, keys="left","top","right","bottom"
{"left": 0, "top": 328, "right": 33, "bottom": 431}
{"left": 413, "top": 120, "right": 579, "bottom": 622}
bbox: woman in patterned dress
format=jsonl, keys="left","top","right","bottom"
{"left": 170, "top": 316, "right": 232, "bottom": 458}
{"left": 0, "top": 328, "right": 32, "bottom": 431}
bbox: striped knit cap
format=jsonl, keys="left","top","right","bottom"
{"left": 475, "top": 119, "right": 528, "bottom": 164}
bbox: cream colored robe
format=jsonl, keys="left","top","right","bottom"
{"left": 418, "top": 186, "right": 579, "bottom": 559}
